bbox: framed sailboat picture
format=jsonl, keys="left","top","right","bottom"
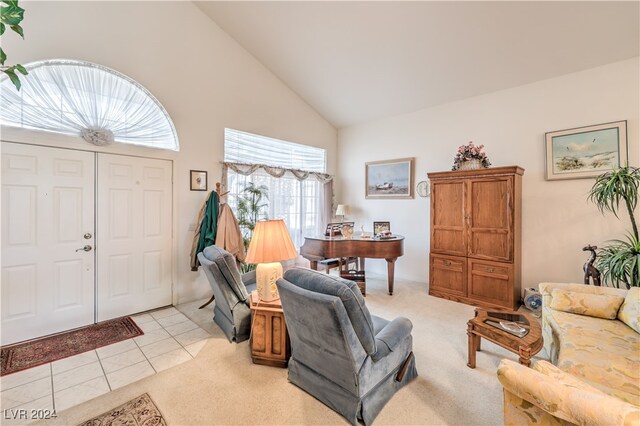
{"left": 365, "top": 157, "right": 414, "bottom": 199}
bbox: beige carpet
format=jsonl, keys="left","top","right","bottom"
{"left": 40, "top": 275, "right": 546, "bottom": 426}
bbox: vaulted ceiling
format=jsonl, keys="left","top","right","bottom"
{"left": 196, "top": 1, "right": 640, "bottom": 128}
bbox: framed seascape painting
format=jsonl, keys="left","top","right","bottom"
{"left": 545, "top": 121, "right": 627, "bottom": 180}
{"left": 365, "top": 157, "right": 414, "bottom": 199}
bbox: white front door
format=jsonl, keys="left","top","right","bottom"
{"left": 1, "top": 142, "right": 95, "bottom": 345}
{"left": 96, "top": 154, "right": 172, "bottom": 321}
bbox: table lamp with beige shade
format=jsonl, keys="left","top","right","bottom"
{"left": 335, "top": 204, "right": 348, "bottom": 222}
{"left": 245, "top": 219, "right": 298, "bottom": 302}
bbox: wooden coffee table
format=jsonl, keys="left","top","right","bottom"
{"left": 467, "top": 308, "right": 542, "bottom": 368}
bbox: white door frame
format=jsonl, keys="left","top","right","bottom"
{"left": 0, "top": 126, "right": 178, "bottom": 307}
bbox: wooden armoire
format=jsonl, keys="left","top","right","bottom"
{"left": 427, "top": 166, "right": 524, "bottom": 310}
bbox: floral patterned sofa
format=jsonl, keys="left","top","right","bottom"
{"left": 497, "top": 283, "right": 639, "bottom": 425}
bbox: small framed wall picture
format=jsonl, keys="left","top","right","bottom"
{"left": 190, "top": 170, "right": 208, "bottom": 191}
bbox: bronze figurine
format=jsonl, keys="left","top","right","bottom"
{"left": 582, "top": 245, "right": 601, "bottom": 286}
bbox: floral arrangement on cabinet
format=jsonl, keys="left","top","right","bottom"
{"left": 452, "top": 141, "right": 491, "bottom": 171}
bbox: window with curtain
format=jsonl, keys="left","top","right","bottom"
{"left": 0, "top": 59, "right": 179, "bottom": 151}
{"left": 225, "top": 128, "right": 325, "bottom": 172}
{"left": 224, "top": 128, "right": 330, "bottom": 248}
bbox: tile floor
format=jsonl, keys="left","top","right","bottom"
{"left": 1, "top": 301, "right": 214, "bottom": 423}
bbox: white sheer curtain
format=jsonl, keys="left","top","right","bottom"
{"left": 0, "top": 59, "right": 179, "bottom": 150}
{"left": 226, "top": 169, "right": 327, "bottom": 248}
{"left": 225, "top": 128, "right": 325, "bottom": 172}
{"left": 223, "top": 128, "right": 332, "bottom": 248}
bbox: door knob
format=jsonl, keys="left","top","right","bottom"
{"left": 76, "top": 245, "right": 93, "bottom": 252}
{"left": 84, "top": 233, "right": 92, "bottom": 239}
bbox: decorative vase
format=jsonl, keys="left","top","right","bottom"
{"left": 458, "top": 159, "right": 483, "bottom": 171}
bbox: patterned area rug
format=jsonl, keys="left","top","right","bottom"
{"left": 1, "top": 317, "right": 143, "bottom": 376}
{"left": 78, "top": 393, "right": 166, "bottom": 426}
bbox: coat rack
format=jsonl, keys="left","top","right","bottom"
{"left": 215, "top": 182, "right": 230, "bottom": 199}
{"left": 198, "top": 182, "right": 230, "bottom": 310}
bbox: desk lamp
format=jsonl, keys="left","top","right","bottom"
{"left": 335, "top": 204, "right": 348, "bottom": 222}
{"left": 245, "top": 219, "right": 298, "bottom": 302}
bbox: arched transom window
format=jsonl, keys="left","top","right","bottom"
{"left": 0, "top": 59, "right": 179, "bottom": 151}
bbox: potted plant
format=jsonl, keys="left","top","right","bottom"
{"left": 588, "top": 165, "right": 640, "bottom": 288}
{"left": 1, "top": 0, "right": 28, "bottom": 90}
{"left": 236, "top": 182, "right": 269, "bottom": 273}
{"left": 452, "top": 141, "right": 491, "bottom": 171}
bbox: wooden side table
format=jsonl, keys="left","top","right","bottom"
{"left": 249, "top": 291, "right": 290, "bottom": 368}
{"left": 467, "top": 308, "right": 543, "bottom": 368}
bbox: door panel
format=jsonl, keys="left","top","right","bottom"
{"left": 431, "top": 180, "right": 466, "bottom": 256}
{"left": 1, "top": 142, "right": 95, "bottom": 345}
{"left": 97, "top": 154, "right": 172, "bottom": 321}
{"left": 468, "top": 177, "right": 512, "bottom": 261}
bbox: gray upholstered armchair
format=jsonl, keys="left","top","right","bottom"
{"left": 197, "top": 245, "right": 256, "bottom": 342}
{"left": 277, "top": 268, "right": 417, "bottom": 425}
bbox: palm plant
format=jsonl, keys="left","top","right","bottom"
{"left": 588, "top": 165, "right": 640, "bottom": 288}
{"left": 236, "top": 182, "right": 269, "bottom": 273}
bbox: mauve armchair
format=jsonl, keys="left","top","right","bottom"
{"left": 276, "top": 268, "right": 417, "bottom": 425}
{"left": 197, "top": 245, "right": 256, "bottom": 342}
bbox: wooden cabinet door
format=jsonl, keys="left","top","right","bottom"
{"left": 467, "top": 259, "right": 514, "bottom": 309}
{"left": 251, "top": 304, "right": 290, "bottom": 367}
{"left": 429, "top": 254, "right": 466, "bottom": 296}
{"left": 467, "top": 177, "right": 513, "bottom": 261}
{"left": 431, "top": 180, "right": 466, "bottom": 256}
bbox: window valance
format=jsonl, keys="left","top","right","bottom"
{"left": 223, "top": 162, "right": 333, "bottom": 184}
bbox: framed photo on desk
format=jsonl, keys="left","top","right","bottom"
{"left": 373, "top": 221, "right": 390, "bottom": 235}
{"left": 325, "top": 222, "right": 354, "bottom": 237}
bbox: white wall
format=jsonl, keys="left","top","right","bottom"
{"left": 337, "top": 58, "right": 639, "bottom": 289}
{"left": 2, "top": 1, "right": 336, "bottom": 303}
